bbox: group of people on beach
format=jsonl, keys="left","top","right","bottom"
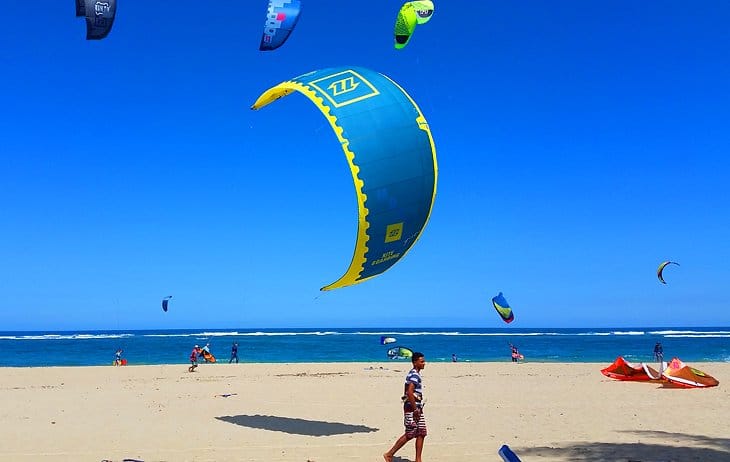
{"left": 188, "top": 342, "right": 239, "bottom": 372}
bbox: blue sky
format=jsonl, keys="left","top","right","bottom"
{"left": 1, "top": 1, "right": 729, "bottom": 330}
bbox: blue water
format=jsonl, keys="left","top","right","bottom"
{"left": 1, "top": 327, "right": 728, "bottom": 367}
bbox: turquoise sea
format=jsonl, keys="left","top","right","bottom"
{"left": 1, "top": 327, "right": 728, "bottom": 367}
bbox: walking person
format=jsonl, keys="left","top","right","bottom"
{"left": 189, "top": 344, "right": 201, "bottom": 372}
{"left": 654, "top": 342, "right": 664, "bottom": 362}
{"left": 229, "top": 342, "right": 239, "bottom": 364}
{"left": 384, "top": 352, "right": 427, "bottom": 462}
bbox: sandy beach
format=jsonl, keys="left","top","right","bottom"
{"left": 1, "top": 361, "right": 728, "bottom": 461}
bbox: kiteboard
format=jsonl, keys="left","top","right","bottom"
{"left": 201, "top": 350, "right": 216, "bottom": 363}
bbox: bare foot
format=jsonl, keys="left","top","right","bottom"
{"left": 383, "top": 454, "right": 393, "bottom": 462}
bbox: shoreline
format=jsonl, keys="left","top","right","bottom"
{"left": 2, "top": 362, "right": 728, "bottom": 461}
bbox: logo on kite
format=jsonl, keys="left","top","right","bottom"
{"left": 491, "top": 292, "right": 514, "bottom": 324}
{"left": 657, "top": 261, "right": 679, "bottom": 284}
{"left": 162, "top": 296, "right": 173, "bottom": 312}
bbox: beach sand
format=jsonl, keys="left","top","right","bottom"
{"left": 1, "top": 362, "right": 728, "bottom": 461}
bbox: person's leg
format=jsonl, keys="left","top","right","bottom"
{"left": 384, "top": 434, "right": 409, "bottom": 461}
{"left": 414, "top": 435, "right": 425, "bottom": 462}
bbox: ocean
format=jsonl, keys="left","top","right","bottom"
{"left": 1, "top": 327, "right": 729, "bottom": 367}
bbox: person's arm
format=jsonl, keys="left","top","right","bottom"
{"left": 406, "top": 382, "right": 420, "bottom": 414}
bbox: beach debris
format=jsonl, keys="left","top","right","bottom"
{"left": 492, "top": 292, "right": 515, "bottom": 324}
{"left": 657, "top": 260, "right": 680, "bottom": 284}
{"left": 214, "top": 393, "right": 238, "bottom": 398}
{"left": 251, "top": 66, "right": 437, "bottom": 291}
{"left": 498, "top": 444, "right": 522, "bottom": 462}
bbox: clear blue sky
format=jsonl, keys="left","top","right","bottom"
{"left": 1, "top": 1, "right": 729, "bottom": 330}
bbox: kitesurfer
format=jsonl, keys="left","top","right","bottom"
{"left": 384, "top": 352, "right": 427, "bottom": 462}
{"left": 189, "top": 345, "right": 201, "bottom": 372}
{"left": 510, "top": 344, "right": 521, "bottom": 363}
{"left": 229, "top": 342, "right": 239, "bottom": 364}
{"left": 653, "top": 342, "right": 664, "bottom": 362}
{"left": 113, "top": 348, "right": 123, "bottom": 366}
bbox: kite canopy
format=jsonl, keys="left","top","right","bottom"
{"left": 394, "top": 1, "right": 434, "bottom": 49}
{"left": 387, "top": 346, "right": 414, "bottom": 359}
{"left": 600, "top": 356, "right": 662, "bottom": 382}
{"left": 251, "top": 66, "right": 438, "bottom": 291}
{"left": 657, "top": 261, "right": 679, "bottom": 284}
{"left": 491, "top": 292, "right": 514, "bottom": 324}
{"left": 380, "top": 336, "right": 397, "bottom": 345}
{"left": 260, "top": 0, "right": 301, "bottom": 51}
{"left": 662, "top": 358, "right": 719, "bottom": 388}
{"left": 75, "top": 0, "right": 85, "bottom": 16}
{"left": 83, "top": 0, "right": 117, "bottom": 40}
{"left": 162, "top": 296, "right": 172, "bottom": 312}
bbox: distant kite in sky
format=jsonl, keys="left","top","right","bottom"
{"left": 394, "top": 1, "right": 434, "bottom": 49}
{"left": 251, "top": 66, "right": 438, "bottom": 291}
{"left": 492, "top": 292, "right": 514, "bottom": 324}
{"left": 79, "top": 0, "right": 117, "bottom": 40}
{"left": 162, "top": 296, "right": 172, "bottom": 312}
{"left": 657, "top": 261, "right": 680, "bottom": 284}
{"left": 260, "top": 0, "right": 301, "bottom": 51}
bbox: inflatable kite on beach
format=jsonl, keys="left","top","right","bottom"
{"left": 387, "top": 346, "right": 414, "bottom": 359}
{"left": 161, "top": 296, "right": 172, "bottom": 312}
{"left": 492, "top": 292, "right": 514, "bottom": 324}
{"left": 662, "top": 357, "right": 719, "bottom": 388}
{"left": 657, "top": 261, "right": 679, "bottom": 284}
{"left": 259, "top": 0, "right": 301, "bottom": 51}
{"left": 600, "top": 356, "right": 662, "bottom": 382}
{"left": 394, "top": 1, "right": 434, "bottom": 49}
{"left": 251, "top": 66, "right": 438, "bottom": 291}
{"left": 79, "top": 0, "right": 117, "bottom": 40}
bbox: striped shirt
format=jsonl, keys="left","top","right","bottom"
{"left": 403, "top": 367, "right": 423, "bottom": 409}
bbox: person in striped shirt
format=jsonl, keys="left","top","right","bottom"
{"left": 384, "top": 351, "right": 427, "bottom": 462}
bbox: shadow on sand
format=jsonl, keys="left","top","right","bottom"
{"left": 215, "top": 414, "right": 378, "bottom": 436}
{"left": 514, "top": 430, "right": 730, "bottom": 461}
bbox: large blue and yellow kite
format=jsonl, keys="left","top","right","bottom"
{"left": 251, "top": 67, "right": 438, "bottom": 290}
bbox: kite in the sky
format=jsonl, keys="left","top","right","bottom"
{"left": 251, "top": 66, "right": 438, "bottom": 291}
{"left": 80, "top": 0, "right": 117, "bottom": 40}
{"left": 394, "top": 1, "right": 434, "bottom": 49}
{"left": 260, "top": 0, "right": 301, "bottom": 51}
{"left": 492, "top": 292, "right": 514, "bottom": 324}
{"left": 380, "top": 336, "right": 397, "bottom": 345}
{"left": 387, "top": 346, "right": 414, "bottom": 359}
{"left": 657, "top": 261, "right": 680, "bottom": 284}
{"left": 162, "top": 296, "right": 172, "bottom": 312}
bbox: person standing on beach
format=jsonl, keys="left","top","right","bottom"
{"left": 189, "top": 345, "right": 201, "bottom": 372}
{"left": 384, "top": 351, "right": 427, "bottom": 462}
{"left": 114, "top": 348, "right": 123, "bottom": 366}
{"left": 654, "top": 342, "right": 664, "bottom": 362}
{"left": 229, "top": 342, "right": 239, "bottom": 364}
